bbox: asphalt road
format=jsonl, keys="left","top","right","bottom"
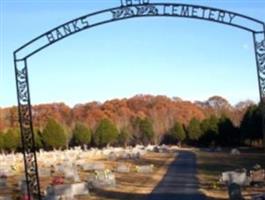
{"left": 147, "top": 150, "right": 207, "bottom": 200}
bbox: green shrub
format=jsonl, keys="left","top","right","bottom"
{"left": 187, "top": 118, "right": 202, "bottom": 141}
{"left": 94, "top": 119, "right": 119, "bottom": 147}
{"left": 42, "top": 119, "right": 67, "bottom": 150}
{"left": 72, "top": 122, "right": 92, "bottom": 146}
{"left": 3, "top": 129, "right": 20, "bottom": 152}
{"left": 170, "top": 122, "right": 186, "bottom": 145}
{"left": 139, "top": 118, "right": 154, "bottom": 145}
{"left": 0, "top": 133, "right": 4, "bottom": 151}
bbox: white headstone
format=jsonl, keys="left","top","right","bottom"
{"left": 72, "top": 182, "right": 89, "bottom": 196}
{"left": 230, "top": 149, "right": 240, "bottom": 155}
{"left": 221, "top": 170, "right": 250, "bottom": 186}
{"left": 64, "top": 168, "right": 80, "bottom": 182}
{"left": 88, "top": 170, "right": 116, "bottom": 189}
{"left": 81, "top": 163, "right": 105, "bottom": 171}
{"left": 39, "top": 168, "right": 51, "bottom": 177}
{"left": 116, "top": 164, "right": 130, "bottom": 173}
{"left": 136, "top": 165, "right": 154, "bottom": 173}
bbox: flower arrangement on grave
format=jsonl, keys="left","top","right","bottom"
{"left": 94, "top": 169, "right": 112, "bottom": 179}
{"left": 11, "top": 164, "right": 17, "bottom": 171}
{"left": 11, "top": 163, "right": 22, "bottom": 173}
{"left": 212, "top": 180, "right": 220, "bottom": 189}
{"left": 51, "top": 176, "right": 64, "bottom": 185}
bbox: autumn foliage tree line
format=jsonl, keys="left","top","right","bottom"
{"left": 0, "top": 95, "right": 262, "bottom": 151}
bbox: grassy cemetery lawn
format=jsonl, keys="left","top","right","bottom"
{"left": 82, "top": 151, "right": 176, "bottom": 200}
{"left": 195, "top": 148, "right": 265, "bottom": 200}
{"left": 0, "top": 148, "right": 177, "bottom": 200}
{"left": 1, "top": 147, "right": 264, "bottom": 199}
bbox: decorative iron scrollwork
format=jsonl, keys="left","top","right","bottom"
{"left": 257, "top": 40, "right": 265, "bottom": 68}
{"left": 255, "top": 38, "right": 265, "bottom": 98}
{"left": 15, "top": 60, "right": 41, "bottom": 199}
{"left": 112, "top": 5, "right": 159, "bottom": 20}
{"left": 254, "top": 32, "right": 265, "bottom": 150}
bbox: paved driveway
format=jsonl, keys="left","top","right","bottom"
{"left": 147, "top": 150, "right": 207, "bottom": 200}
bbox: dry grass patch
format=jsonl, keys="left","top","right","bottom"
{"left": 0, "top": 151, "right": 177, "bottom": 200}
{"left": 86, "top": 152, "right": 177, "bottom": 200}
{"left": 194, "top": 148, "right": 265, "bottom": 200}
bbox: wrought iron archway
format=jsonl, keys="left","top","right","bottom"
{"left": 14, "top": 1, "right": 265, "bottom": 199}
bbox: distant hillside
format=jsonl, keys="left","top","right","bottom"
{"left": 0, "top": 95, "right": 255, "bottom": 134}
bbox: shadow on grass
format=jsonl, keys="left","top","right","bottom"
{"left": 197, "top": 148, "right": 265, "bottom": 176}
{"left": 196, "top": 148, "right": 265, "bottom": 200}
{"left": 91, "top": 188, "right": 146, "bottom": 200}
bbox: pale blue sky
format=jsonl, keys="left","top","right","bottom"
{"left": 1, "top": 0, "right": 265, "bottom": 107}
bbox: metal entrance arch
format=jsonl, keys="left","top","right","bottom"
{"left": 14, "top": 1, "right": 265, "bottom": 199}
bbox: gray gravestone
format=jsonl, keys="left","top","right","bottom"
{"left": 45, "top": 184, "right": 73, "bottom": 199}
{"left": 0, "top": 177, "right": 7, "bottom": 188}
{"left": 116, "top": 164, "right": 130, "bottom": 173}
{"left": 228, "top": 183, "right": 243, "bottom": 200}
{"left": 88, "top": 170, "right": 116, "bottom": 189}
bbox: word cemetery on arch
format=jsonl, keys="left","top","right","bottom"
{"left": 14, "top": 0, "right": 265, "bottom": 199}
{"left": 114, "top": 3, "right": 236, "bottom": 23}
{"left": 45, "top": 1, "right": 256, "bottom": 45}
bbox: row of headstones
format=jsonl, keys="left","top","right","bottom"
{"left": 38, "top": 162, "right": 154, "bottom": 177}
{"left": 1, "top": 157, "right": 155, "bottom": 188}
{"left": 37, "top": 146, "right": 150, "bottom": 167}
{"left": 43, "top": 169, "right": 116, "bottom": 199}
{"left": 43, "top": 164, "right": 153, "bottom": 200}
{"left": 0, "top": 146, "right": 141, "bottom": 176}
{"left": 0, "top": 162, "right": 154, "bottom": 199}
{"left": 0, "top": 170, "right": 112, "bottom": 199}
{"left": 0, "top": 144, "right": 172, "bottom": 172}
{"left": 1, "top": 144, "right": 169, "bottom": 177}
{"left": 0, "top": 144, "right": 169, "bottom": 199}
{"left": 202, "top": 147, "right": 240, "bottom": 154}
{"left": 2, "top": 144, "right": 172, "bottom": 161}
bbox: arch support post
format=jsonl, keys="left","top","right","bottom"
{"left": 253, "top": 28, "right": 265, "bottom": 149}
{"left": 14, "top": 56, "right": 41, "bottom": 199}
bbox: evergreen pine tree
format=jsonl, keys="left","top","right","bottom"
{"left": 72, "top": 122, "right": 92, "bottom": 146}
{"left": 42, "top": 118, "right": 67, "bottom": 150}
{"left": 94, "top": 119, "right": 119, "bottom": 147}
